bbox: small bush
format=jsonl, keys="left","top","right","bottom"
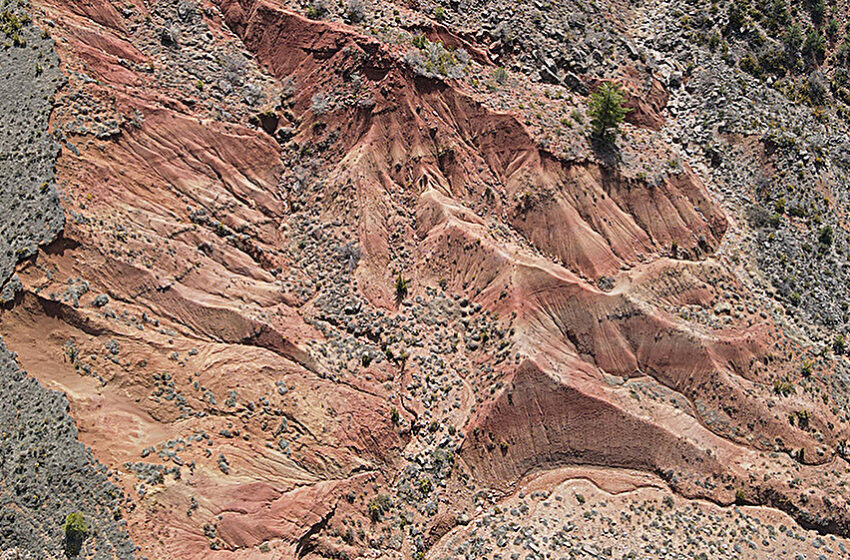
{"left": 818, "top": 225, "right": 833, "bottom": 246}
{"left": 395, "top": 272, "right": 409, "bottom": 300}
{"left": 764, "top": 0, "right": 790, "bottom": 32}
{"left": 808, "top": 72, "right": 828, "bottom": 104}
{"left": 773, "top": 380, "right": 795, "bottom": 396}
{"left": 417, "top": 477, "right": 432, "bottom": 495}
{"left": 734, "top": 489, "right": 747, "bottom": 505}
{"left": 740, "top": 53, "right": 762, "bottom": 78}
{"left": 802, "top": 29, "right": 826, "bottom": 65}
{"left": 834, "top": 334, "right": 846, "bottom": 355}
{"left": 726, "top": 2, "right": 745, "bottom": 32}
{"left": 0, "top": 10, "right": 30, "bottom": 47}
{"left": 758, "top": 48, "right": 787, "bottom": 77}
{"left": 790, "top": 291, "right": 801, "bottom": 306}
{"left": 345, "top": 0, "right": 366, "bottom": 22}
{"left": 810, "top": 0, "right": 826, "bottom": 25}
{"left": 826, "top": 18, "right": 839, "bottom": 40}
{"left": 305, "top": 0, "right": 329, "bottom": 19}
{"left": 311, "top": 92, "right": 332, "bottom": 114}
{"left": 837, "top": 42, "right": 850, "bottom": 68}
{"left": 788, "top": 204, "right": 807, "bottom": 218}
{"left": 404, "top": 35, "right": 469, "bottom": 79}
{"left": 783, "top": 24, "right": 804, "bottom": 58}
{"left": 367, "top": 494, "right": 392, "bottom": 521}
{"left": 64, "top": 512, "right": 88, "bottom": 539}
{"left": 64, "top": 512, "right": 88, "bottom": 556}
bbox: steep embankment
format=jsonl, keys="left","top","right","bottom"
{"left": 214, "top": 0, "right": 850, "bottom": 538}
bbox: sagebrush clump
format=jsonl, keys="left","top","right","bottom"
{"left": 345, "top": 0, "right": 366, "bottom": 22}
{"left": 404, "top": 35, "right": 469, "bottom": 79}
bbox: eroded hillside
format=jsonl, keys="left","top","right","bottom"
{"left": 4, "top": 0, "right": 850, "bottom": 558}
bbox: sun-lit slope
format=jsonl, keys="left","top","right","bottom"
{"left": 1, "top": 0, "right": 849, "bottom": 557}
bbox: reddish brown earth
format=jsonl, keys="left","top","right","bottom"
{"left": 4, "top": 0, "right": 850, "bottom": 558}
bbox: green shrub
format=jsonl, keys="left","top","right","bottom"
{"left": 783, "top": 24, "right": 804, "bottom": 58}
{"left": 808, "top": 72, "right": 827, "bottom": 104}
{"left": 588, "top": 83, "right": 628, "bottom": 139}
{"left": 758, "top": 48, "right": 788, "bottom": 77}
{"left": 740, "top": 53, "right": 762, "bottom": 78}
{"left": 726, "top": 2, "right": 745, "bottom": 32}
{"left": 305, "top": 0, "right": 328, "bottom": 19}
{"left": 834, "top": 334, "right": 846, "bottom": 355}
{"left": 395, "top": 272, "right": 409, "bottom": 300}
{"left": 64, "top": 512, "right": 88, "bottom": 539}
{"left": 417, "top": 477, "right": 432, "bottom": 495}
{"left": 837, "top": 42, "right": 850, "bottom": 67}
{"left": 64, "top": 512, "right": 88, "bottom": 556}
{"left": 764, "top": 0, "right": 790, "bottom": 32}
{"left": 826, "top": 18, "right": 839, "bottom": 40}
{"left": 818, "top": 225, "right": 833, "bottom": 246}
{"left": 790, "top": 291, "right": 802, "bottom": 306}
{"left": 803, "top": 29, "right": 826, "bottom": 65}
{"left": 367, "top": 494, "right": 392, "bottom": 521}
{"left": 773, "top": 380, "right": 795, "bottom": 396}
{"left": 0, "top": 9, "right": 29, "bottom": 46}
{"left": 788, "top": 204, "right": 807, "bottom": 218}
{"left": 810, "top": 0, "right": 826, "bottom": 25}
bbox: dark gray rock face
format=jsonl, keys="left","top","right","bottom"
{"left": 0, "top": 7, "right": 134, "bottom": 559}
{"left": 0, "top": 5, "right": 65, "bottom": 290}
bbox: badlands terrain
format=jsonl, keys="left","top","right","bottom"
{"left": 6, "top": 0, "right": 850, "bottom": 558}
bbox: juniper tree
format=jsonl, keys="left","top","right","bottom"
{"left": 588, "top": 83, "right": 628, "bottom": 140}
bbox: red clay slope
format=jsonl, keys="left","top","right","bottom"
{"left": 1, "top": 0, "right": 848, "bottom": 557}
